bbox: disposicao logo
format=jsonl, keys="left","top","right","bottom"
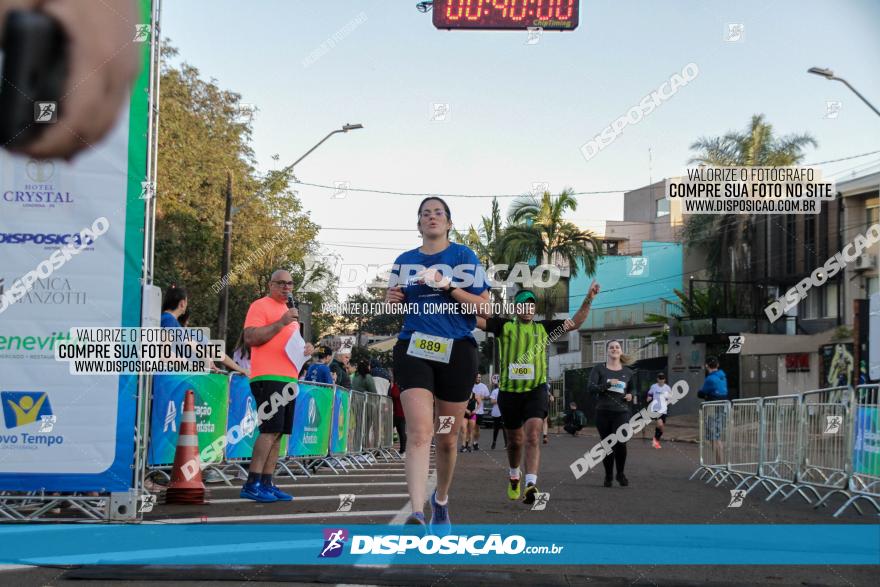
{"left": 2, "top": 391, "right": 53, "bottom": 428}
{"left": 319, "top": 528, "right": 348, "bottom": 558}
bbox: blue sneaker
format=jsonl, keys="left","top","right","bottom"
{"left": 404, "top": 511, "right": 427, "bottom": 535}
{"left": 429, "top": 491, "right": 451, "bottom": 535}
{"left": 265, "top": 484, "right": 293, "bottom": 501}
{"left": 240, "top": 482, "right": 277, "bottom": 503}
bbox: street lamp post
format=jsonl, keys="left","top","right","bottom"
{"left": 807, "top": 67, "right": 880, "bottom": 117}
{"left": 284, "top": 123, "right": 364, "bottom": 180}
{"left": 215, "top": 123, "right": 363, "bottom": 341}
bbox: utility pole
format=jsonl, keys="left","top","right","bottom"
{"left": 217, "top": 170, "right": 233, "bottom": 341}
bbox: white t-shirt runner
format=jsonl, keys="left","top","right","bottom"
{"left": 473, "top": 382, "right": 490, "bottom": 415}
{"left": 648, "top": 383, "right": 672, "bottom": 415}
{"left": 489, "top": 387, "right": 501, "bottom": 418}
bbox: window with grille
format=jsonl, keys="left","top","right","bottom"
{"left": 593, "top": 341, "right": 606, "bottom": 363}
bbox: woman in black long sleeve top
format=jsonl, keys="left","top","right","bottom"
{"left": 588, "top": 340, "right": 635, "bottom": 487}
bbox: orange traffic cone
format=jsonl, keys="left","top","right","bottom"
{"left": 163, "top": 389, "right": 206, "bottom": 505}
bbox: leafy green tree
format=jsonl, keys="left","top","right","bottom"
{"left": 682, "top": 114, "right": 817, "bottom": 280}
{"left": 155, "top": 46, "right": 329, "bottom": 350}
{"left": 499, "top": 189, "right": 601, "bottom": 317}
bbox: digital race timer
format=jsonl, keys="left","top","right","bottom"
{"left": 432, "top": 0, "right": 579, "bottom": 31}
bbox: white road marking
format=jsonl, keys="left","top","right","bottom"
{"left": 209, "top": 481, "right": 406, "bottom": 490}
{"left": 210, "top": 493, "right": 408, "bottom": 504}
{"left": 389, "top": 470, "right": 437, "bottom": 524}
{"left": 147, "top": 509, "right": 401, "bottom": 524}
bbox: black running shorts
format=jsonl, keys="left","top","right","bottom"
{"left": 392, "top": 338, "right": 478, "bottom": 403}
{"left": 497, "top": 384, "right": 549, "bottom": 430}
{"left": 250, "top": 379, "right": 295, "bottom": 434}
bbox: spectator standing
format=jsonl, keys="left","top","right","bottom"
{"left": 489, "top": 384, "right": 506, "bottom": 449}
{"left": 232, "top": 331, "right": 251, "bottom": 372}
{"left": 390, "top": 377, "right": 407, "bottom": 454}
{"left": 161, "top": 286, "right": 247, "bottom": 376}
{"left": 330, "top": 352, "right": 352, "bottom": 388}
{"left": 351, "top": 361, "right": 377, "bottom": 394}
{"left": 697, "top": 356, "right": 729, "bottom": 463}
{"left": 371, "top": 358, "right": 392, "bottom": 396}
{"left": 304, "top": 346, "right": 335, "bottom": 385}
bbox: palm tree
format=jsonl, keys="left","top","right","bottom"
{"left": 452, "top": 197, "right": 505, "bottom": 304}
{"left": 682, "top": 114, "right": 817, "bottom": 281}
{"left": 499, "top": 189, "right": 601, "bottom": 317}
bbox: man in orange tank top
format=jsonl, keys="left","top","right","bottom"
{"left": 240, "top": 269, "right": 312, "bottom": 502}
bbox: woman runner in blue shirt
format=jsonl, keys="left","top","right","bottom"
{"left": 385, "top": 197, "right": 491, "bottom": 533}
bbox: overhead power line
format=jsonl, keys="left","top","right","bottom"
{"left": 291, "top": 148, "right": 880, "bottom": 200}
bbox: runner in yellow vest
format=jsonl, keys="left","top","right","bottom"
{"left": 477, "top": 281, "right": 600, "bottom": 503}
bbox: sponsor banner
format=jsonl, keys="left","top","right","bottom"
{"left": 853, "top": 405, "right": 880, "bottom": 476}
{"left": 224, "top": 374, "right": 259, "bottom": 460}
{"left": 0, "top": 0, "right": 152, "bottom": 491}
{"left": 148, "top": 374, "right": 229, "bottom": 466}
{"left": 329, "top": 387, "right": 350, "bottom": 455}
{"left": 0, "top": 525, "right": 876, "bottom": 565}
{"left": 288, "top": 382, "right": 334, "bottom": 457}
{"left": 224, "top": 374, "right": 288, "bottom": 460}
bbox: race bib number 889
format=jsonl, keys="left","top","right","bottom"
{"left": 407, "top": 332, "right": 453, "bottom": 363}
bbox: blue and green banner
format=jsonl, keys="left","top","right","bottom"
{"left": 288, "top": 382, "right": 334, "bottom": 457}
{"left": 148, "top": 373, "right": 229, "bottom": 466}
{"left": 853, "top": 405, "right": 879, "bottom": 475}
{"left": 329, "top": 387, "right": 351, "bottom": 455}
{"left": 224, "top": 374, "right": 258, "bottom": 460}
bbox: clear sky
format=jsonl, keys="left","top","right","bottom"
{"left": 162, "top": 0, "right": 880, "bottom": 298}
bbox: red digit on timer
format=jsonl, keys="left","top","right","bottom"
{"left": 556, "top": 0, "right": 574, "bottom": 19}
{"left": 536, "top": 0, "right": 554, "bottom": 20}
{"left": 492, "top": 0, "right": 510, "bottom": 18}
{"left": 465, "top": 0, "right": 483, "bottom": 20}
{"left": 509, "top": 0, "right": 528, "bottom": 21}
{"left": 446, "top": 0, "right": 464, "bottom": 20}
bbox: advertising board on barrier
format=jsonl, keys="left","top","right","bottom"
{"left": 330, "top": 387, "right": 351, "bottom": 455}
{"left": 224, "top": 373, "right": 259, "bottom": 460}
{"left": 289, "top": 382, "right": 334, "bottom": 457}
{"left": 853, "top": 405, "right": 879, "bottom": 476}
{"left": 0, "top": 0, "right": 152, "bottom": 492}
{"left": 148, "top": 374, "right": 229, "bottom": 466}
{"left": 224, "top": 373, "right": 288, "bottom": 460}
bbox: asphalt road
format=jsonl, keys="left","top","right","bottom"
{"left": 4, "top": 431, "right": 878, "bottom": 586}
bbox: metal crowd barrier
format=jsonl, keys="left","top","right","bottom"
{"left": 689, "top": 400, "right": 729, "bottom": 484}
{"left": 794, "top": 386, "right": 852, "bottom": 509}
{"left": 691, "top": 385, "right": 878, "bottom": 518}
{"left": 760, "top": 395, "right": 805, "bottom": 502}
{"left": 727, "top": 398, "right": 762, "bottom": 491}
{"left": 144, "top": 377, "right": 401, "bottom": 493}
